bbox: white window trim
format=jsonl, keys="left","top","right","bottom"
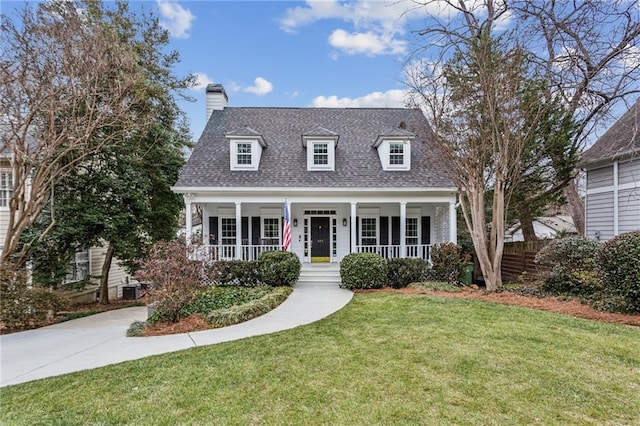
{"left": 306, "top": 139, "right": 336, "bottom": 171}
{"left": 220, "top": 217, "right": 237, "bottom": 245}
{"left": 375, "top": 139, "right": 411, "bottom": 171}
{"left": 64, "top": 249, "right": 91, "bottom": 284}
{"left": 261, "top": 216, "right": 281, "bottom": 241}
{"left": 405, "top": 216, "right": 420, "bottom": 245}
{"left": 0, "top": 168, "right": 13, "bottom": 210}
{"left": 229, "top": 139, "right": 263, "bottom": 171}
{"left": 359, "top": 216, "right": 379, "bottom": 246}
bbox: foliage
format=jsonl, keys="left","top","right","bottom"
{"left": 339, "top": 252, "right": 387, "bottom": 289}
{"left": 534, "top": 237, "right": 600, "bottom": 296}
{"left": 206, "top": 287, "right": 293, "bottom": 328}
{"left": 126, "top": 321, "right": 146, "bottom": 337}
{"left": 386, "top": 258, "right": 427, "bottom": 289}
{"left": 205, "top": 260, "right": 260, "bottom": 286}
{"left": 134, "top": 239, "right": 204, "bottom": 323}
{"left": 594, "top": 231, "right": 640, "bottom": 314}
{"left": 256, "top": 251, "right": 301, "bottom": 287}
{"left": 430, "top": 243, "right": 470, "bottom": 284}
{"left": 176, "top": 286, "right": 273, "bottom": 320}
{"left": 0, "top": 263, "right": 70, "bottom": 330}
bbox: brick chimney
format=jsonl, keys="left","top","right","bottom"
{"left": 206, "top": 84, "right": 228, "bottom": 119}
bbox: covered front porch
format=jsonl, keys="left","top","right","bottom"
{"left": 183, "top": 190, "right": 457, "bottom": 264}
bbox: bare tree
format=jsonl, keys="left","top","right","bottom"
{"left": 406, "top": 1, "right": 545, "bottom": 290}
{"left": 513, "top": 0, "right": 640, "bottom": 235}
{"left": 0, "top": 1, "right": 153, "bottom": 266}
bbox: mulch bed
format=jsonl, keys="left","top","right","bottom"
{"left": 356, "top": 287, "right": 640, "bottom": 327}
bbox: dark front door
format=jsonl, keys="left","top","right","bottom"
{"left": 311, "top": 217, "right": 330, "bottom": 262}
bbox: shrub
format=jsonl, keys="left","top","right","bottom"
{"left": 134, "top": 239, "right": 205, "bottom": 323}
{"left": 534, "top": 237, "right": 600, "bottom": 296}
{"left": 340, "top": 252, "right": 387, "bottom": 289}
{"left": 387, "top": 258, "right": 428, "bottom": 288}
{"left": 430, "top": 243, "right": 470, "bottom": 284}
{"left": 256, "top": 251, "right": 301, "bottom": 286}
{"left": 205, "top": 260, "right": 260, "bottom": 286}
{"left": 1, "top": 263, "right": 70, "bottom": 330}
{"left": 594, "top": 230, "right": 640, "bottom": 313}
{"left": 178, "top": 285, "right": 272, "bottom": 318}
{"left": 206, "top": 286, "right": 293, "bottom": 328}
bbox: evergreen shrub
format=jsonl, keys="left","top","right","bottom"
{"left": 257, "top": 251, "right": 301, "bottom": 286}
{"left": 340, "top": 252, "right": 387, "bottom": 289}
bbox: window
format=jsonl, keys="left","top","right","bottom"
{"left": 406, "top": 217, "right": 418, "bottom": 245}
{"left": 221, "top": 218, "right": 236, "bottom": 245}
{"left": 65, "top": 250, "right": 90, "bottom": 283}
{"left": 389, "top": 143, "right": 404, "bottom": 165}
{"left": 361, "top": 218, "right": 377, "bottom": 246}
{"left": 313, "top": 143, "right": 329, "bottom": 165}
{"left": 236, "top": 143, "right": 252, "bottom": 165}
{"left": 263, "top": 217, "right": 280, "bottom": 242}
{"left": 0, "top": 169, "right": 12, "bottom": 208}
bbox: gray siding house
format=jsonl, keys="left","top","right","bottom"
{"left": 172, "top": 84, "right": 457, "bottom": 271}
{"left": 582, "top": 100, "right": 640, "bottom": 241}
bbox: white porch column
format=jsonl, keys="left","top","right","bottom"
{"left": 235, "top": 201, "right": 242, "bottom": 260}
{"left": 350, "top": 202, "right": 357, "bottom": 253}
{"left": 400, "top": 202, "right": 407, "bottom": 258}
{"left": 185, "top": 197, "right": 192, "bottom": 245}
{"left": 450, "top": 200, "right": 457, "bottom": 244}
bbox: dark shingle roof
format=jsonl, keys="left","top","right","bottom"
{"left": 175, "top": 107, "right": 454, "bottom": 189}
{"left": 581, "top": 100, "right": 640, "bottom": 167}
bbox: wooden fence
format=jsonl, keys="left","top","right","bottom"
{"left": 500, "top": 240, "right": 551, "bottom": 282}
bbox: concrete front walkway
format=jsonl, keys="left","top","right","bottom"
{"left": 0, "top": 283, "right": 353, "bottom": 387}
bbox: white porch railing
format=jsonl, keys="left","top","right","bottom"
{"left": 356, "top": 244, "right": 431, "bottom": 260}
{"left": 191, "top": 244, "right": 282, "bottom": 262}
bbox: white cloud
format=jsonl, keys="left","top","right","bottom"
{"left": 278, "top": 0, "right": 454, "bottom": 57}
{"left": 157, "top": 0, "right": 195, "bottom": 39}
{"left": 329, "top": 28, "right": 407, "bottom": 56}
{"left": 191, "top": 73, "right": 213, "bottom": 91}
{"left": 310, "top": 89, "right": 408, "bottom": 108}
{"left": 243, "top": 77, "right": 274, "bottom": 96}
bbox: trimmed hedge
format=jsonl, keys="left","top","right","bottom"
{"left": 257, "top": 251, "right": 301, "bottom": 286}
{"left": 206, "top": 286, "right": 293, "bottom": 327}
{"left": 594, "top": 230, "right": 640, "bottom": 313}
{"left": 387, "top": 258, "right": 427, "bottom": 288}
{"left": 534, "top": 237, "right": 600, "bottom": 296}
{"left": 340, "top": 252, "right": 387, "bottom": 289}
{"left": 206, "top": 260, "right": 260, "bottom": 286}
{"left": 430, "top": 243, "right": 469, "bottom": 284}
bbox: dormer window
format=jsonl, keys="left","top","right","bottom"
{"left": 389, "top": 143, "right": 405, "bottom": 165}
{"left": 302, "top": 127, "right": 339, "bottom": 171}
{"left": 373, "top": 128, "right": 415, "bottom": 171}
{"left": 226, "top": 127, "right": 267, "bottom": 171}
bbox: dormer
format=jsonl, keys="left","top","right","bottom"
{"left": 226, "top": 127, "right": 267, "bottom": 171}
{"left": 372, "top": 128, "right": 415, "bottom": 171}
{"left": 302, "top": 127, "right": 339, "bottom": 171}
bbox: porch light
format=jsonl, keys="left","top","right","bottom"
{"left": 342, "top": 218, "right": 348, "bottom": 226}
{"left": 293, "top": 218, "right": 298, "bottom": 227}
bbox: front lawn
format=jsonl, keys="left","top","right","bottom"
{"left": 2, "top": 293, "right": 639, "bottom": 425}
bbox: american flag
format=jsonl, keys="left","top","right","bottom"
{"left": 282, "top": 199, "right": 291, "bottom": 251}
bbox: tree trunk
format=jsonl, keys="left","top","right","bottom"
{"left": 98, "top": 244, "right": 114, "bottom": 305}
{"left": 519, "top": 211, "right": 538, "bottom": 241}
{"left": 565, "top": 179, "right": 585, "bottom": 236}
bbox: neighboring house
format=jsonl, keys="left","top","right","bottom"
{"left": 172, "top": 84, "right": 457, "bottom": 269}
{"left": 0, "top": 133, "right": 131, "bottom": 302}
{"left": 581, "top": 100, "right": 640, "bottom": 242}
{"left": 504, "top": 215, "right": 577, "bottom": 242}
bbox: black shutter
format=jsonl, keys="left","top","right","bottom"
{"left": 251, "top": 217, "right": 261, "bottom": 245}
{"left": 391, "top": 216, "right": 400, "bottom": 245}
{"left": 209, "top": 217, "right": 218, "bottom": 245}
{"left": 421, "top": 216, "right": 431, "bottom": 244}
{"left": 355, "top": 216, "right": 359, "bottom": 246}
{"left": 380, "top": 216, "right": 389, "bottom": 245}
{"left": 241, "top": 217, "right": 249, "bottom": 244}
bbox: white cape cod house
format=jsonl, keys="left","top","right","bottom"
{"left": 172, "top": 84, "right": 457, "bottom": 267}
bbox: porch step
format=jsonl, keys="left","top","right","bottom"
{"left": 297, "top": 264, "right": 341, "bottom": 286}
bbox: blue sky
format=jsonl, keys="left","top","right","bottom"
{"left": 150, "top": 0, "right": 446, "bottom": 140}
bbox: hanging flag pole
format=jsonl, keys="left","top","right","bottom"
{"left": 282, "top": 199, "right": 292, "bottom": 251}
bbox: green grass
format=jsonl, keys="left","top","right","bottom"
{"left": 2, "top": 293, "right": 639, "bottom": 425}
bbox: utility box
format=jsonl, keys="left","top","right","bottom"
{"left": 122, "top": 285, "right": 139, "bottom": 300}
